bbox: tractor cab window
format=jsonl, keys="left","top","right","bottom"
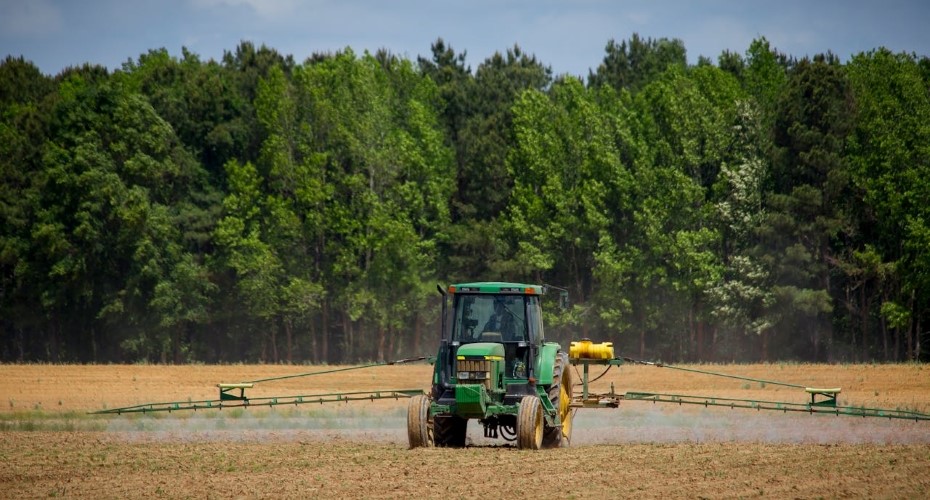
{"left": 452, "top": 294, "right": 527, "bottom": 343}
{"left": 526, "top": 295, "right": 543, "bottom": 343}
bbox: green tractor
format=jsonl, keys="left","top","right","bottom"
{"left": 407, "top": 282, "right": 573, "bottom": 450}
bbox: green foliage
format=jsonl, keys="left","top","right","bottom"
{"left": 1, "top": 38, "right": 928, "bottom": 364}
{"left": 845, "top": 48, "right": 930, "bottom": 361}
{"left": 589, "top": 33, "right": 687, "bottom": 92}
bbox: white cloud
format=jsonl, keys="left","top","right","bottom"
{"left": 190, "top": 0, "right": 300, "bottom": 20}
{"left": 0, "top": 0, "right": 63, "bottom": 37}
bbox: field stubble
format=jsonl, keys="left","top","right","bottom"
{"left": 1, "top": 363, "right": 928, "bottom": 498}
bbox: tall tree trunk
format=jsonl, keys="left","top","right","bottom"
{"left": 322, "top": 300, "right": 330, "bottom": 364}
{"left": 49, "top": 317, "right": 60, "bottom": 363}
{"left": 894, "top": 319, "right": 901, "bottom": 362}
{"left": 343, "top": 311, "right": 353, "bottom": 362}
{"left": 17, "top": 327, "right": 25, "bottom": 362}
{"left": 860, "top": 283, "right": 869, "bottom": 361}
{"left": 906, "top": 290, "right": 915, "bottom": 361}
{"left": 697, "top": 318, "right": 705, "bottom": 360}
{"left": 677, "top": 329, "right": 682, "bottom": 362}
{"left": 880, "top": 308, "right": 890, "bottom": 362}
{"left": 271, "top": 322, "right": 279, "bottom": 363}
{"left": 413, "top": 312, "right": 421, "bottom": 356}
{"left": 310, "top": 315, "right": 319, "bottom": 364}
{"left": 172, "top": 326, "right": 181, "bottom": 364}
{"left": 880, "top": 292, "right": 889, "bottom": 361}
{"left": 822, "top": 269, "right": 832, "bottom": 359}
{"left": 688, "top": 305, "right": 695, "bottom": 361}
{"left": 849, "top": 285, "right": 858, "bottom": 361}
{"left": 761, "top": 329, "right": 769, "bottom": 362}
{"left": 285, "top": 319, "right": 293, "bottom": 364}
{"left": 388, "top": 325, "right": 396, "bottom": 360}
{"left": 377, "top": 325, "right": 385, "bottom": 362}
{"left": 91, "top": 327, "right": 98, "bottom": 363}
{"left": 812, "top": 321, "right": 820, "bottom": 362}
{"left": 916, "top": 314, "right": 922, "bottom": 362}
{"left": 885, "top": 288, "right": 899, "bottom": 361}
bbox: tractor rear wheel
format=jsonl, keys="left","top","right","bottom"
{"left": 542, "top": 351, "right": 574, "bottom": 448}
{"left": 516, "top": 395, "right": 543, "bottom": 450}
{"left": 407, "top": 394, "right": 432, "bottom": 448}
{"left": 433, "top": 414, "right": 467, "bottom": 447}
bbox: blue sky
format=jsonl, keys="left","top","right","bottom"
{"left": 3, "top": 0, "right": 929, "bottom": 78}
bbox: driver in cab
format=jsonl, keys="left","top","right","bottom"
{"left": 482, "top": 296, "right": 518, "bottom": 341}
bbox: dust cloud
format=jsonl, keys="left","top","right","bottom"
{"left": 568, "top": 404, "right": 930, "bottom": 445}
{"left": 103, "top": 402, "right": 930, "bottom": 446}
{"left": 105, "top": 405, "right": 408, "bottom": 444}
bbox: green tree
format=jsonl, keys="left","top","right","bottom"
{"left": 255, "top": 64, "right": 326, "bottom": 362}
{"left": 613, "top": 64, "right": 739, "bottom": 360}
{"left": 17, "top": 69, "right": 211, "bottom": 362}
{"left": 444, "top": 45, "right": 551, "bottom": 281}
{"left": 505, "top": 78, "right": 628, "bottom": 344}
{"left": 764, "top": 54, "right": 855, "bottom": 360}
{"left": 847, "top": 49, "right": 930, "bottom": 361}
{"left": 123, "top": 48, "right": 255, "bottom": 181}
{"left": 0, "top": 57, "right": 55, "bottom": 360}
{"left": 742, "top": 37, "right": 790, "bottom": 117}
{"left": 214, "top": 158, "right": 287, "bottom": 361}
{"left": 707, "top": 101, "right": 773, "bottom": 360}
{"left": 588, "top": 34, "right": 687, "bottom": 92}
{"left": 292, "top": 50, "right": 454, "bottom": 362}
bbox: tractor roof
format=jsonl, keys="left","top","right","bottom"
{"left": 449, "top": 282, "right": 545, "bottom": 294}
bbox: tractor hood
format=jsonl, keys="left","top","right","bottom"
{"left": 456, "top": 342, "right": 505, "bottom": 359}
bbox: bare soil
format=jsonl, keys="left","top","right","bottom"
{"left": 1, "top": 363, "right": 929, "bottom": 498}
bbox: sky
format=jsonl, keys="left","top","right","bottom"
{"left": 2, "top": 0, "right": 930, "bottom": 78}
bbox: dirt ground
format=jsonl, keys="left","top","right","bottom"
{"left": 1, "top": 362, "right": 929, "bottom": 498}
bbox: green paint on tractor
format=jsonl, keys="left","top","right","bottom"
{"left": 407, "top": 282, "right": 575, "bottom": 450}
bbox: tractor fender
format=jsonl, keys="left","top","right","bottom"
{"left": 535, "top": 342, "right": 561, "bottom": 386}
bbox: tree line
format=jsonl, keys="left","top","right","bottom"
{"left": 2, "top": 35, "right": 929, "bottom": 364}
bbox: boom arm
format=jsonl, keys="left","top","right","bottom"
{"left": 569, "top": 356, "right": 930, "bottom": 422}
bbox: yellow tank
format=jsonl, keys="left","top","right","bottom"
{"left": 569, "top": 339, "right": 614, "bottom": 360}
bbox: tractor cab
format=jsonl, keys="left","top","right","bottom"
{"left": 450, "top": 283, "right": 544, "bottom": 343}
{"left": 443, "top": 283, "right": 546, "bottom": 389}
{"left": 454, "top": 293, "right": 526, "bottom": 343}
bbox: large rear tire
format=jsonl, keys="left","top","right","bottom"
{"left": 433, "top": 414, "right": 467, "bottom": 447}
{"left": 542, "top": 351, "right": 574, "bottom": 448}
{"left": 407, "top": 394, "right": 432, "bottom": 448}
{"left": 517, "top": 395, "right": 543, "bottom": 450}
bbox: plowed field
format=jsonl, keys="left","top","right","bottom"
{"left": 2, "top": 363, "right": 929, "bottom": 498}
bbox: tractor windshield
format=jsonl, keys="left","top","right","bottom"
{"left": 452, "top": 294, "right": 527, "bottom": 343}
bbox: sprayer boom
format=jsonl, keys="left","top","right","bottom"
{"left": 567, "top": 352, "right": 930, "bottom": 422}
{"left": 90, "top": 389, "right": 423, "bottom": 415}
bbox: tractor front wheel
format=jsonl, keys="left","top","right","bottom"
{"left": 516, "top": 395, "right": 543, "bottom": 450}
{"left": 433, "top": 414, "right": 467, "bottom": 447}
{"left": 407, "top": 394, "right": 432, "bottom": 448}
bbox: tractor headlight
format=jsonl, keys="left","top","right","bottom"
{"left": 458, "top": 371, "right": 472, "bottom": 380}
